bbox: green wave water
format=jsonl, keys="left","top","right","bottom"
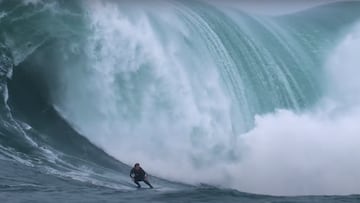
{"left": 1, "top": 0, "right": 360, "bottom": 200}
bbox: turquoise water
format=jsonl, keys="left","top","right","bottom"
{"left": 1, "top": 0, "right": 360, "bottom": 201}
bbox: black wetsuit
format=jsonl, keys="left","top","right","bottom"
{"left": 130, "top": 167, "right": 153, "bottom": 188}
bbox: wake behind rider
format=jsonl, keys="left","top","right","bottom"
{"left": 130, "top": 163, "right": 153, "bottom": 188}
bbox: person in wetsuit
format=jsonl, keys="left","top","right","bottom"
{"left": 130, "top": 163, "right": 153, "bottom": 188}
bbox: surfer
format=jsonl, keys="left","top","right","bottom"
{"left": 130, "top": 163, "right": 154, "bottom": 189}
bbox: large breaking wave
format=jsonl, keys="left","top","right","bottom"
{"left": 1, "top": 0, "right": 360, "bottom": 196}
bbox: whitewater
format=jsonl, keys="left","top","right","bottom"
{"left": 1, "top": 0, "right": 360, "bottom": 202}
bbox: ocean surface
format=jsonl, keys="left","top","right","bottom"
{"left": 1, "top": 0, "right": 360, "bottom": 202}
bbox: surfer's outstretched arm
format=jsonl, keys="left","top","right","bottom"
{"left": 129, "top": 168, "right": 135, "bottom": 178}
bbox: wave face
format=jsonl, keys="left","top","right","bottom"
{"left": 1, "top": 0, "right": 360, "bottom": 199}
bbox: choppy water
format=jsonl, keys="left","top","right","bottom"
{"left": 1, "top": 0, "right": 360, "bottom": 202}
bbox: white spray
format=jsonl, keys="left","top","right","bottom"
{"left": 55, "top": 1, "right": 360, "bottom": 196}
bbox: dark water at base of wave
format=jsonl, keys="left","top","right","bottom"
{"left": 1, "top": 160, "right": 359, "bottom": 203}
